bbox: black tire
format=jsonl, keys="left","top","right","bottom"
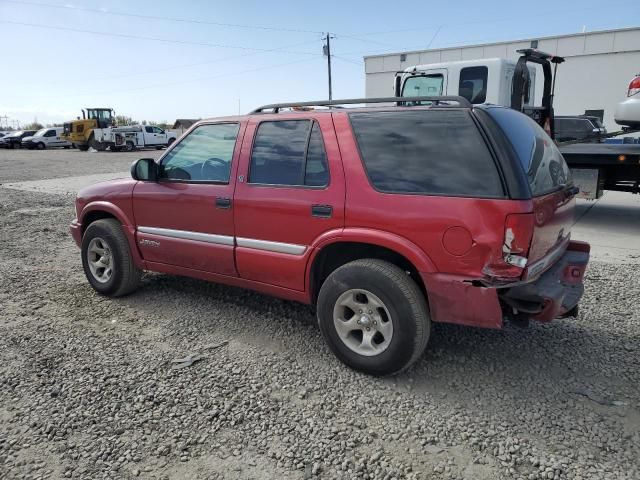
{"left": 167, "top": 137, "right": 176, "bottom": 148}
{"left": 88, "top": 133, "right": 106, "bottom": 151}
{"left": 12, "top": 142, "right": 20, "bottom": 149}
{"left": 317, "top": 259, "right": 430, "bottom": 376}
{"left": 81, "top": 219, "right": 142, "bottom": 297}
{"left": 77, "top": 144, "right": 89, "bottom": 151}
{"left": 36, "top": 142, "right": 45, "bottom": 150}
{"left": 124, "top": 141, "right": 135, "bottom": 152}
{"left": 111, "top": 146, "right": 122, "bottom": 152}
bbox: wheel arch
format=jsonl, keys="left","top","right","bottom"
{"left": 79, "top": 202, "right": 145, "bottom": 268}
{"left": 308, "top": 231, "right": 437, "bottom": 304}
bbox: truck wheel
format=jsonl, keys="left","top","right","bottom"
{"left": 124, "top": 141, "right": 135, "bottom": 152}
{"left": 77, "top": 144, "right": 89, "bottom": 151}
{"left": 317, "top": 259, "right": 430, "bottom": 376}
{"left": 12, "top": 142, "right": 20, "bottom": 149}
{"left": 88, "top": 133, "right": 106, "bottom": 152}
{"left": 36, "top": 142, "right": 45, "bottom": 150}
{"left": 167, "top": 138, "right": 176, "bottom": 148}
{"left": 81, "top": 219, "right": 142, "bottom": 297}
{"left": 111, "top": 146, "right": 122, "bottom": 152}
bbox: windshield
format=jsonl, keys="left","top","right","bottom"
{"left": 34, "top": 128, "right": 48, "bottom": 137}
{"left": 401, "top": 74, "right": 444, "bottom": 97}
{"left": 87, "top": 109, "right": 112, "bottom": 121}
{"left": 484, "top": 106, "right": 572, "bottom": 196}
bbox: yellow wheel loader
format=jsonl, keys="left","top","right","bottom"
{"left": 61, "top": 108, "right": 115, "bottom": 151}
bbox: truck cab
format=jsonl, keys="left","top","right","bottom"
{"left": 395, "top": 57, "right": 536, "bottom": 107}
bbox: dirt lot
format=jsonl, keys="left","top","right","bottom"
{"left": 1, "top": 149, "right": 639, "bottom": 480}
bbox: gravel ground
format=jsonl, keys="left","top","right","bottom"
{"left": 1, "top": 150, "right": 639, "bottom": 480}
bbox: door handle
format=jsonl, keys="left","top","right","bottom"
{"left": 215, "top": 197, "right": 232, "bottom": 209}
{"left": 311, "top": 204, "right": 332, "bottom": 218}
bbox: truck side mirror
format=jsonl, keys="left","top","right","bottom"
{"left": 394, "top": 75, "right": 402, "bottom": 97}
{"left": 131, "top": 158, "right": 158, "bottom": 181}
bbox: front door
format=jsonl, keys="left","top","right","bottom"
{"left": 132, "top": 121, "right": 245, "bottom": 276}
{"left": 233, "top": 113, "right": 345, "bottom": 291}
{"left": 152, "top": 126, "right": 168, "bottom": 145}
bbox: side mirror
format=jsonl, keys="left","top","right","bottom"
{"left": 131, "top": 158, "right": 158, "bottom": 181}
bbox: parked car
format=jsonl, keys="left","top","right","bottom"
{"left": 70, "top": 96, "right": 590, "bottom": 375}
{"left": 0, "top": 130, "right": 37, "bottom": 149}
{"left": 554, "top": 115, "right": 607, "bottom": 143}
{"left": 22, "top": 127, "right": 72, "bottom": 149}
{"left": 614, "top": 74, "right": 640, "bottom": 129}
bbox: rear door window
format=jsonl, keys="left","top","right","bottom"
{"left": 459, "top": 66, "right": 488, "bottom": 104}
{"left": 486, "top": 107, "right": 571, "bottom": 196}
{"left": 349, "top": 109, "right": 504, "bottom": 197}
{"left": 249, "top": 120, "right": 329, "bottom": 187}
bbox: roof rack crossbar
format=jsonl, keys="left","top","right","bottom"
{"left": 251, "top": 96, "right": 472, "bottom": 113}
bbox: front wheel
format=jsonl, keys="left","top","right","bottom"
{"left": 36, "top": 142, "right": 45, "bottom": 150}
{"left": 81, "top": 219, "right": 142, "bottom": 297}
{"left": 317, "top": 259, "right": 430, "bottom": 376}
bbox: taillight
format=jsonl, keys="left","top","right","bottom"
{"left": 503, "top": 213, "right": 534, "bottom": 268}
{"left": 628, "top": 76, "right": 640, "bottom": 97}
{"left": 482, "top": 213, "right": 534, "bottom": 281}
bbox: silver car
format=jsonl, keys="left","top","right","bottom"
{"left": 615, "top": 74, "right": 640, "bottom": 129}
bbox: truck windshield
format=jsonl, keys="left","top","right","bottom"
{"left": 401, "top": 74, "right": 443, "bottom": 97}
{"left": 485, "top": 107, "right": 572, "bottom": 196}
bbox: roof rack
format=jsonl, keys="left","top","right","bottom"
{"left": 251, "top": 96, "right": 472, "bottom": 113}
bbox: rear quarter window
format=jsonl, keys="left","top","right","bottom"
{"left": 348, "top": 109, "right": 504, "bottom": 197}
{"left": 485, "top": 107, "right": 571, "bottom": 196}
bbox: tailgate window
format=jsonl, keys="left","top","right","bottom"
{"left": 349, "top": 110, "right": 504, "bottom": 197}
{"left": 487, "top": 107, "right": 571, "bottom": 196}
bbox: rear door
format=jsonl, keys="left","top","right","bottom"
{"left": 233, "top": 113, "right": 345, "bottom": 291}
{"left": 143, "top": 126, "right": 158, "bottom": 146}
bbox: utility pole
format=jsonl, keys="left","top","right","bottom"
{"left": 323, "top": 33, "right": 334, "bottom": 101}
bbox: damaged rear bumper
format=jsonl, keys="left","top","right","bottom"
{"left": 499, "top": 241, "right": 590, "bottom": 322}
{"left": 421, "top": 241, "right": 590, "bottom": 328}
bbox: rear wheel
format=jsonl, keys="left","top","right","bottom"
{"left": 36, "top": 142, "right": 45, "bottom": 150}
{"left": 167, "top": 137, "right": 176, "bottom": 148}
{"left": 81, "top": 219, "right": 142, "bottom": 297}
{"left": 124, "top": 141, "right": 135, "bottom": 152}
{"left": 317, "top": 259, "right": 430, "bottom": 376}
{"left": 12, "top": 142, "right": 20, "bottom": 149}
{"left": 77, "top": 144, "right": 89, "bottom": 151}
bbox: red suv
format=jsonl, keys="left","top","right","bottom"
{"left": 70, "top": 96, "right": 589, "bottom": 375}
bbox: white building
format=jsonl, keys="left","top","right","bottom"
{"left": 364, "top": 27, "right": 640, "bottom": 129}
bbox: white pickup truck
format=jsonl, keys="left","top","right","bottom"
{"left": 93, "top": 125, "right": 177, "bottom": 152}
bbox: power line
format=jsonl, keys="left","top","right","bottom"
{"left": 0, "top": 20, "right": 321, "bottom": 55}
{"left": 30, "top": 57, "right": 320, "bottom": 99}
{"left": 332, "top": 55, "right": 364, "bottom": 66}
{"left": 0, "top": 0, "right": 325, "bottom": 34}
{"left": 19, "top": 38, "right": 322, "bottom": 87}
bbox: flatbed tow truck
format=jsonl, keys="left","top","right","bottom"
{"left": 395, "top": 49, "right": 640, "bottom": 199}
